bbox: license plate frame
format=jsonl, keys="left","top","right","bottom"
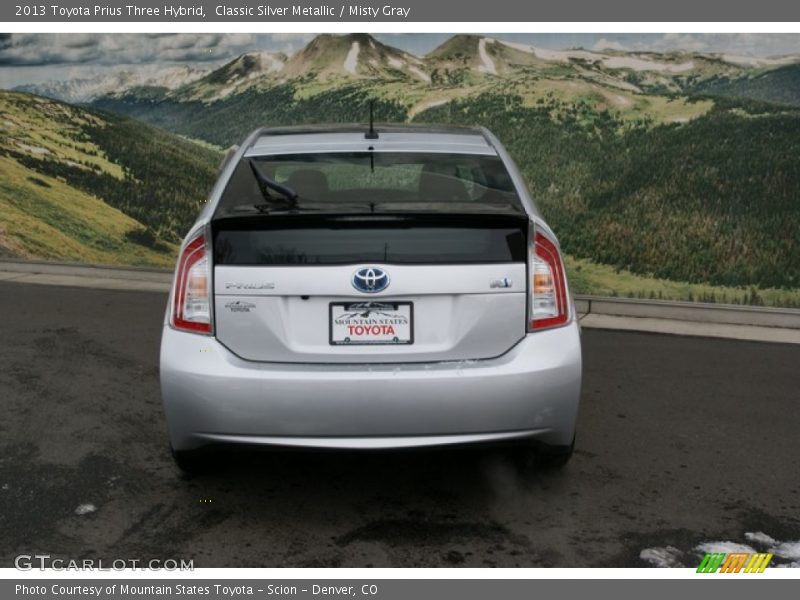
{"left": 329, "top": 301, "right": 414, "bottom": 346}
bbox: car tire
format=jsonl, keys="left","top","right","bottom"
{"left": 170, "top": 445, "right": 215, "bottom": 476}
{"left": 513, "top": 435, "right": 575, "bottom": 470}
{"left": 535, "top": 436, "right": 575, "bottom": 468}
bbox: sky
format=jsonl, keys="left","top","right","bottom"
{"left": 1, "top": 32, "right": 800, "bottom": 87}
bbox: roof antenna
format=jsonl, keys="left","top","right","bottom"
{"left": 365, "top": 100, "right": 379, "bottom": 140}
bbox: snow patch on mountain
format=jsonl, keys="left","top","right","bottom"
{"left": 496, "top": 40, "right": 695, "bottom": 73}
{"left": 478, "top": 38, "right": 497, "bottom": 75}
{"left": 344, "top": 42, "right": 360, "bottom": 74}
{"left": 408, "top": 65, "right": 431, "bottom": 83}
{"left": 721, "top": 54, "right": 798, "bottom": 67}
{"left": 409, "top": 97, "right": 449, "bottom": 118}
{"left": 225, "top": 52, "right": 284, "bottom": 81}
{"left": 602, "top": 56, "right": 695, "bottom": 73}
{"left": 496, "top": 40, "right": 536, "bottom": 55}
{"left": 500, "top": 41, "right": 604, "bottom": 64}
{"left": 387, "top": 56, "right": 405, "bottom": 69}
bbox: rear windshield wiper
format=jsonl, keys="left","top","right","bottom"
{"left": 248, "top": 159, "right": 298, "bottom": 210}
{"left": 222, "top": 203, "right": 371, "bottom": 216}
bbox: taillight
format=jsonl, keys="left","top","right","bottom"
{"left": 171, "top": 232, "right": 212, "bottom": 334}
{"left": 528, "top": 228, "right": 569, "bottom": 331}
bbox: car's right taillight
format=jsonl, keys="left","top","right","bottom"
{"left": 528, "top": 227, "right": 569, "bottom": 331}
{"left": 170, "top": 232, "right": 212, "bottom": 334}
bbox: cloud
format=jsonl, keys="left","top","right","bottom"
{"left": 0, "top": 33, "right": 306, "bottom": 66}
{"left": 269, "top": 33, "right": 315, "bottom": 43}
{"left": 2, "top": 32, "right": 800, "bottom": 72}
{"left": 592, "top": 38, "right": 628, "bottom": 52}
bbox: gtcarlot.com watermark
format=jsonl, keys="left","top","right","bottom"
{"left": 14, "top": 554, "right": 194, "bottom": 571}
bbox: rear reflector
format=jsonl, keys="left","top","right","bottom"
{"left": 528, "top": 229, "right": 569, "bottom": 331}
{"left": 171, "top": 233, "right": 212, "bottom": 334}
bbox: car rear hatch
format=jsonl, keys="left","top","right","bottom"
{"left": 212, "top": 213, "right": 528, "bottom": 363}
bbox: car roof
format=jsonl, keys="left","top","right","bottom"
{"left": 245, "top": 124, "right": 497, "bottom": 157}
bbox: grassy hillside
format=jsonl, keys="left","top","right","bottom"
{"left": 415, "top": 95, "right": 800, "bottom": 294}
{"left": 0, "top": 156, "right": 172, "bottom": 265}
{"left": 0, "top": 91, "right": 220, "bottom": 265}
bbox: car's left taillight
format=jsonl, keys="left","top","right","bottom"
{"left": 171, "top": 232, "right": 212, "bottom": 334}
{"left": 528, "top": 226, "right": 570, "bottom": 331}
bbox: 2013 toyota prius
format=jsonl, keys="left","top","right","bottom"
{"left": 160, "top": 124, "right": 582, "bottom": 473}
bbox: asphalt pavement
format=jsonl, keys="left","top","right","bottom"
{"left": 1, "top": 281, "right": 798, "bottom": 568}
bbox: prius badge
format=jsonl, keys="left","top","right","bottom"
{"left": 224, "top": 282, "right": 275, "bottom": 290}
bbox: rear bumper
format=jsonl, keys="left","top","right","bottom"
{"left": 160, "top": 321, "right": 582, "bottom": 451}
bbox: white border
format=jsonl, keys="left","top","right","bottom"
{"left": 0, "top": 18, "right": 798, "bottom": 580}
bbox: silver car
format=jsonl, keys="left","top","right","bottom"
{"left": 160, "top": 125, "right": 582, "bottom": 473}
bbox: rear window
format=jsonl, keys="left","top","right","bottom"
{"left": 214, "top": 152, "right": 524, "bottom": 217}
{"left": 213, "top": 214, "right": 528, "bottom": 265}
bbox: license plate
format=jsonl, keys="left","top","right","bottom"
{"left": 329, "top": 302, "right": 413, "bottom": 345}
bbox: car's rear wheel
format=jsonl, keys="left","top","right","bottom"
{"left": 513, "top": 435, "right": 575, "bottom": 470}
{"left": 535, "top": 436, "right": 575, "bottom": 468}
{"left": 170, "top": 445, "right": 217, "bottom": 476}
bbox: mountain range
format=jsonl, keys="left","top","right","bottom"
{"left": 4, "top": 34, "right": 800, "bottom": 306}
{"left": 17, "top": 34, "right": 800, "bottom": 108}
{"left": 15, "top": 64, "right": 212, "bottom": 104}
